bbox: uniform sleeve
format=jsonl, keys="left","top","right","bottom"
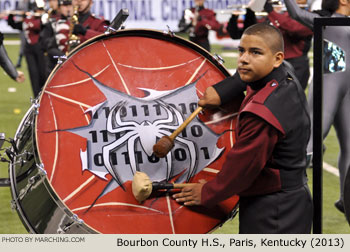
{"left": 284, "top": 0, "right": 319, "bottom": 30}
{"left": 178, "top": 10, "right": 192, "bottom": 32}
{"left": 213, "top": 71, "right": 246, "bottom": 105}
{"left": 195, "top": 10, "right": 222, "bottom": 35}
{"left": 268, "top": 11, "right": 313, "bottom": 37}
{"left": 26, "top": 17, "right": 42, "bottom": 32}
{"left": 7, "top": 14, "right": 23, "bottom": 30}
{"left": 0, "top": 44, "right": 18, "bottom": 80}
{"left": 82, "top": 18, "right": 108, "bottom": 41}
{"left": 201, "top": 113, "right": 279, "bottom": 207}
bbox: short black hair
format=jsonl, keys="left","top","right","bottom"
{"left": 242, "top": 23, "right": 284, "bottom": 54}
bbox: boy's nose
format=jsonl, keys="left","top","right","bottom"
{"left": 239, "top": 52, "right": 249, "bottom": 64}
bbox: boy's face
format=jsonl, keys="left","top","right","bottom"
{"left": 237, "top": 34, "right": 283, "bottom": 83}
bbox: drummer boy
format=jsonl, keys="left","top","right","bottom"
{"left": 173, "top": 23, "right": 313, "bottom": 234}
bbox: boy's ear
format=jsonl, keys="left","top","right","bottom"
{"left": 273, "top": 51, "right": 284, "bottom": 68}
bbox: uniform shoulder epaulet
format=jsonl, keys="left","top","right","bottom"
{"left": 241, "top": 80, "right": 285, "bottom": 135}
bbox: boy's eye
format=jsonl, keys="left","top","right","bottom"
{"left": 252, "top": 50, "right": 262, "bottom": 55}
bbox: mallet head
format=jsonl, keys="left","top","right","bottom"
{"left": 153, "top": 135, "right": 174, "bottom": 158}
{"left": 132, "top": 171, "right": 153, "bottom": 203}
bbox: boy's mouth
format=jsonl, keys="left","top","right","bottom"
{"left": 238, "top": 67, "right": 251, "bottom": 74}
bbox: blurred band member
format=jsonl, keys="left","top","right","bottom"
{"left": 72, "top": 0, "right": 109, "bottom": 43}
{"left": 40, "top": 0, "right": 74, "bottom": 75}
{"left": 40, "top": 0, "right": 60, "bottom": 78}
{"left": 263, "top": 0, "right": 313, "bottom": 90}
{"left": 285, "top": 0, "right": 350, "bottom": 214}
{"left": 7, "top": 0, "right": 46, "bottom": 97}
{"left": 41, "top": 0, "right": 108, "bottom": 76}
{"left": 0, "top": 32, "right": 25, "bottom": 83}
{"left": 178, "top": 0, "right": 224, "bottom": 52}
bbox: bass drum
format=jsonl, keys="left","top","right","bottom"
{"left": 10, "top": 29, "right": 242, "bottom": 234}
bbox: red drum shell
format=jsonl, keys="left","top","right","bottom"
{"left": 36, "top": 29, "right": 241, "bottom": 233}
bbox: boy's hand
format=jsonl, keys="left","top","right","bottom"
{"left": 172, "top": 183, "right": 205, "bottom": 206}
{"left": 16, "top": 71, "right": 25, "bottom": 83}
{"left": 198, "top": 86, "right": 221, "bottom": 108}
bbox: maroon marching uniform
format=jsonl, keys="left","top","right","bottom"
{"left": 266, "top": 11, "right": 313, "bottom": 89}
{"left": 22, "top": 15, "right": 41, "bottom": 44}
{"left": 202, "top": 65, "right": 313, "bottom": 233}
{"left": 52, "top": 12, "right": 107, "bottom": 54}
{"left": 8, "top": 13, "right": 46, "bottom": 97}
{"left": 178, "top": 6, "right": 223, "bottom": 52}
{"left": 267, "top": 11, "right": 313, "bottom": 60}
{"left": 77, "top": 11, "right": 108, "bottom": 43}
{"left": 41, "top": 9, "right": 108, "bottom": 75}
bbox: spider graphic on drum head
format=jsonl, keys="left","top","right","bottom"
{"left": 65, "top": 63, "right": 224, "bottom": 202}
{"left": 103, "top": 99, "right": 198, "bottom": 187}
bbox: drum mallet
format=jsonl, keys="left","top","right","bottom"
{"left": 132, "top": 171, "right": 196, "bottom": 203}
{"left": 153, "top": 106, "right": 203, "bottom": 158}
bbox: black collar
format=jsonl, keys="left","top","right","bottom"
{"left": 246, "top": 65, "right": 287, "bottom": 90}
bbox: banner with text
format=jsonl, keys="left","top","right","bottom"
{"left": 0, "top": 0, "right": 251, "bottom": 33}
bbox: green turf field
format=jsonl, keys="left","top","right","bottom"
{"left": 0, "top": 39, "right": 349, "bottom": 234}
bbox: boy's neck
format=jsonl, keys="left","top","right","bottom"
{"left": 246, "top": 66, "right": 283, "bottom": 90}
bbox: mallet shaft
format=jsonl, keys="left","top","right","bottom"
{"left": 152, "top": 182, "right": 197, "bottom": 190}
{"left": 173, "top": 183, "right": 197, "bottom": 189}
{"left": 169, "top": 106, "right": 203, "bottom": 141}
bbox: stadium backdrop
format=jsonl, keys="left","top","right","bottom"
{"left": 0, "top": 0, "right": 251, "bottom": 33}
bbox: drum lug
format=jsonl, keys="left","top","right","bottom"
{"left": 213, "top": 54, "right": 225, "bottom": 64}
{"left": 0, "top": 133, "right": 10, "bottom": 163}
{"left": 53, "top": 55, "right": 67, "bottom": 64}
{"left": 24, "top": 121, "right": 33, "bottom": 127}
{"left": 12, "top": 158, "right": 28, "bottom": 166}
{"left": 72, "top": 214, "right": 84, "bottom": 224}
{"left": 57, "top": 214, "right": 84, "bottom": 234}
{"left": 0, "top": 132, "right": 5, "bottom": 149}
{"left": 30, "top": 98, "right": 40, "bottom": 115}
{"left": 163, "top": 25, "right": 175, "bottom": 37}
{"left": 12, "top": 151, "right": 33, "bottom": 167}
{"left": 104, "top": 26, "right": 118, "bottom": 34}
{"left": 12, "top": 164, "right": 46, "bottom": 203}
{"left": 10, "top": 199, "right": 18, "bottom": 211}
{"left": 36, "top": 163, "right": 47, "bottom": 176}
{"left": 14, "top": 151, "right": 33, "bottom": 161}
{"left": 16, "top": 173, "right": 43, "bottom": 201}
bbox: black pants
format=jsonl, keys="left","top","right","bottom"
{"left": 286, "top": 56, "right": 310, "bottom": 90}
{"left": 189, "top": 37, "right": 210, "bottom": 52}
{"left": 24, "top": 43, "right": 46, "bottom": 97}
{"left": 239, "top": 184, "right": 313, "bottom": 234}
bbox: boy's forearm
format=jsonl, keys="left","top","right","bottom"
{"left": 0, "top": 45, "right": 18, "bottom": 80}
{"left": 212, "top": 71, "right": 246, "bottom": 105}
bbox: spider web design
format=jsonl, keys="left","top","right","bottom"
{"left": 66, "top": 64, "right": 224, "bottom": 198}
{"left": 38, "top": 35, "right": 239, "bottom": 233}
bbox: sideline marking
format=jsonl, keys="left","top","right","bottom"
{"left": 323, "top": 162, "right": 339, "bottom": 177}
{"left": 3, "top": 40, "right": 20, "bottom": 45}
